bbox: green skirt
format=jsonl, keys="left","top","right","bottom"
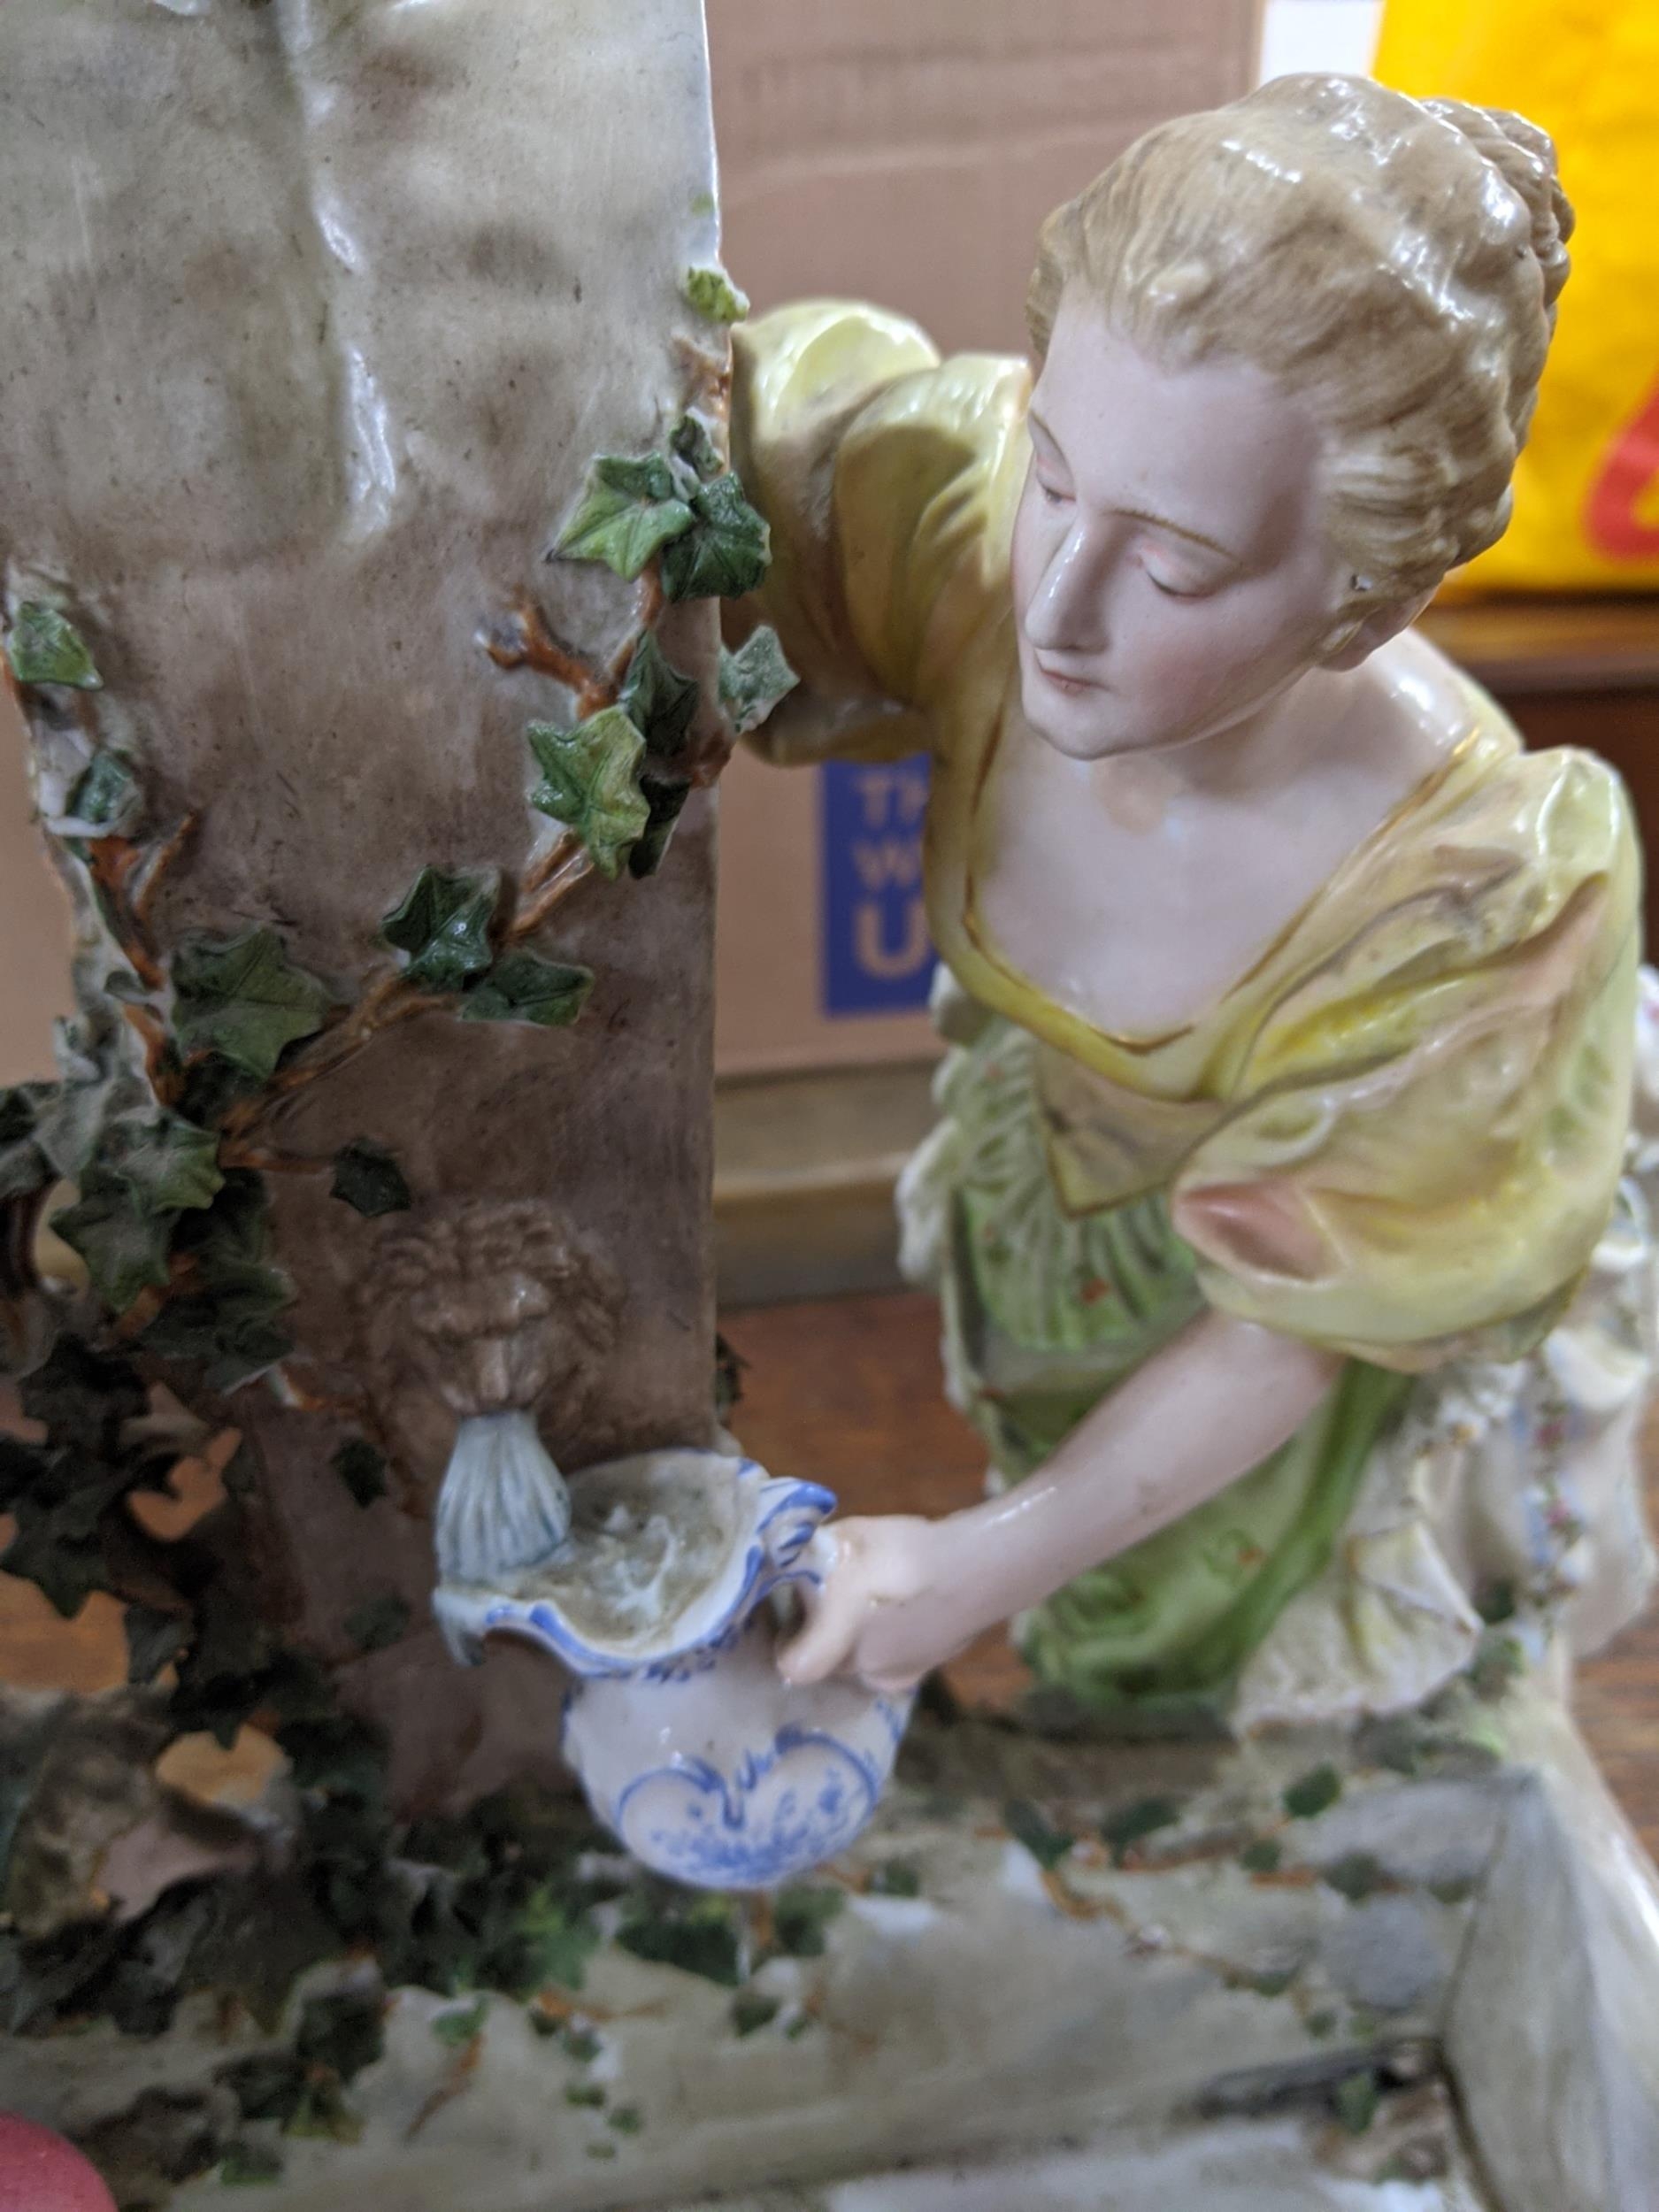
{"left": 899, "top": 1005, "right": 1411, "bottom": 1717}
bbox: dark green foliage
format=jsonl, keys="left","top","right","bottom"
{"left": 0, "top": 1082, "right": 51, "bottom": 1202}
{"left": 731, "top": 1989, "right": 781, "bottom": 2037}
{"left": 1322, "top": 1853, "right": 1387, "bottom": 1903}
{"left": 617, "top": 631, "right": 700, "bottom": 761}
{"left": 5, "top": 601, "right": 101, "bottom": 687}
{"left": 1002, "top": 1798, "right": 1074, "bottom": 1870}
{"left": 380, "top": 865, "right": 501, "bottom": 991}
{"left": 344, "top": 1593, "right": 411, "bottom": 1655}
{"left": 142, "top": 1174, "right": 295, "bottom": 1390}
{"left": 1239, "top": 1839, "right": 1283, "bottom": 1876}
{"left": 661, "top": 472, "right": 771, "bottom": 603}
{"left": 433, "top": 1996, "right": 488, "bottom": 2048}
{"left": 331, "top": 1436, "right": 388, "bottom": 1509}
{"left": 171, "top": 929, "right": 334, "bottom": 1082}
{"left": 868, "top": 1858, "right": 922, "bottom": 1898}
{"left": 771, "top": 1886, "right": 845, "bottom": 1959}
{"left": 329, "top": 1138, "right": 411, "bottom": 1219}
{"left": 125, "top": 1603, "right": 188, "bottom": 1686}
{"left": 669, "top": 411, "right": 723, "bottom": 481}
{"left": 627, "top": 772, "right": 692, "bottom": 879}
{"left": 1102, "top": 1796, "right": 1182, "bottom": 1865}
{"left": 616, "top": 1886, "right": 742, "bottom": 1986}
{"left": 1283, "top": 1764, "right": 1343, "bottom": 1820}
{"left": 1333, "top": 2070, "right": 1380, "bottom": 2136}
{"left": 459, "top": 952, "right": 593, "bottom": 1029}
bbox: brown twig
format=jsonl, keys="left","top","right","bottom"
{"left": 133, "top": 810, "right": 198, "bottom": 934}
{"left": 86, "top": 835, "right": 165, "bottom": 992}
{"left": 507, "top": 844, "right": 594, "bottom": 942}
{"left": 486, "top": 599, "right": 615, "bottom": 717}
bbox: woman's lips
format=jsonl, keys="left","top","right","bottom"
{"left": 1033, "top": 653, "right": 1106, "bottom": 696}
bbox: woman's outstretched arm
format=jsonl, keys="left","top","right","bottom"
{"left": 779, "top": 1309, "right": 1340, "bottom": 1691}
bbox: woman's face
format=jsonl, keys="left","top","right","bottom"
{"left": 1010, "top": 292, "right": 1350, "bottom": 763}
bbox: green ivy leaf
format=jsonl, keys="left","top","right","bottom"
{"left": 1333, "top": 2070, "right": 1380, "bottom": 2136}
{"left": 1002, "top": 1798, "right": 1074, "bottom": 1870}
{"left": 380, "top": 865, "right": 500, "bottom": 991}
{"left": 731, "top": 1989, "right": 781, "bottom": 2037}
{"left": 516, "top": 1884, "right": 603, "bottom": 1994}
{"left": 172, "top": 928, "right": 334, "bottom": 1083}
{"left": 433, "top": 1996, "right": 488, "bottom": 2048}
{"left": 143, "top": 1173, "right": 296, "bottom": 1389}
{"left": 296, "top": 1986, "right": 386, "bottom": 2083}
{"left": 868, "top": 1858, "right": 922, "bottom": 1898}
{"left": 50, "top": 1173, "right": 176, "bottom": 1313}
{"left": 100, "top": 1107, "right": 225, "bottom": 1216}
{"left": 627, "top": 774, "right": 691, "bottom": 880}
{"left": 459, "top": 952, "right": 594, "bottom": 1029}
{"left": 1322, "top": 1852, "right": 1386, "bottom": 1903}
{"left": 617, "top": 632, "right": 700, "bottom": 762}
{"left": 669, "top": 411, "right": 723, "bottom": 482}
{"left": 616, "top": 1891, "right": 741, "bottom": 1986}
{"left": 5, "top": 602, "right": 101, "bottom": 688}
{"left": 1102, "top": 1796, "right": 1182, "bottom": 1866}
{"left": 0, "top": 1083, "right": 52, "bottom": 1202}
{"left": 660, "top": 473, "right": 771, "bottom": 603}
{"left": 345, "top": 1592, "right": 411, "bottom": 1654}
{"left": 125, "top": 1603, "right": 188, "bottom": 1686}
{"left": 65, "top": 750, "right": 140, "bottom": 832}
{"left": 769, "top": 1886, "right": 845, "bottom": 1960}
{"left": 1239, "top": 1839, "right": 1283, "bottom": 1876}
{"left": 554, "top": 455, "right": 695, "bottom": 582}
{"left": 526, "top": 707, "right": 649, "bottom": 879}
{"left": 330, "top": 1138, "right": 412, "bottom": 1219}
{"left": 682, "top": 265, "right": 749, "bottom": 323}
{"left": 332, "top": 1437, "right": 388, "bottom": 1509}
{"left": 718, "top": 626, "right": 799, "bottom": 735}
{"left": 1283, "top": 1764, "right": 1343, "bottom": 1821}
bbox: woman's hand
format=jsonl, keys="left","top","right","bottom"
{"left": 777, "top": 1514, "right": 971, "bottom": 1694}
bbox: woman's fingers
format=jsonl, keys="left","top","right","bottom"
{"left": 776, "top": 1578, "right": 859, "bottom": 1685}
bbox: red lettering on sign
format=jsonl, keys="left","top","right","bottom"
{"left": 1586, "top": 373, "right": 1659, "bottom": 560}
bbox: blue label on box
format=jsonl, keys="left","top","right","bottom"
{"left": 819, "top": 754, "right": 936, "bottom": 1015}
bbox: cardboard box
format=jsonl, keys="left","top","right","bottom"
{"left": 708, "top": 0, "right": 1263, "bottom": 1075}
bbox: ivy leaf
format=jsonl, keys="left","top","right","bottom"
{"left": 171, "top": 928, "right": 334, "bottom": 1083}
{"left": 380, "top": 866, "right": 500, "bottom": 992}
{"left": 526, "top": 707, "right": 649, "bottom": 879}
{"left": 125, "top": 1604, "right": 188, "bottom": 1686}
{"left": 50, "top": 1173, "right": 176, "bottom": 1313}
{"left": 670, "top": 411, "right": 724, "bottom": 483}
{"left": 332, "top": 1437, "right": 388, "bottom": 1509}
{"left": 516, "top": 1886, "right": 602, "bottom": 1993}
{"left": 768, "top": 1886, "right": 844, "bottom": 1960}
{"left": 65, "top": 750, "right": 140, "bottom": 833}
{"left": 1333, "top": 2070, "right": 1380, "bottom": 2136}
{"left": 627, "top": 775, "right": 691, "bottom": 881}
{"left": 617, "top": 632, "right": 700, "bottom": 762}
{"left": 142, "top": 1173, "right": 295, "bottom": 1389}
{"left": 100, "top": 1107, "right": 224, "bottom": 1215}
{"left": 616, "top": 1890, "right": 742, "bottom": 1986}
{"left": 1322, "top": 1852, "right": 1386, "bottom": 1903}
{"left": 1283, "top": 1764, "right": 1343, "bottom": 1821}
{"left": 731, "top": 1990, "right": 781, "bottom": 2037}
{"left": 433, "top": 1996, "right": 488, "bottom": 2047}
{"left": 0, "top": 1083, "right": 51, "bottom": 1202}
{"left": 296, "top": 1987, "right": 386, "bottom": 2084}
{"left": 1002, "top": 1798, "right": 1074, "bottom": 1870}
{"left": 1102, "top": 1797, "right": 1183, "bottom": 1866}
{"left": 660, "top": 473, "right": 771, "bottom": 603}
{"left": 330, "top": 1139, "right": 412, "bottom": 1219}
{"left": 5, "top": 602, "right": 102, "bottom": 688}
{"left": 19, "top": 1332, "right": 148, "bottom": 1449}
{"left": 718, "top": 626, "right": 799, "bottom": 735}
{"left": 554, "top": 455, "right": 695, "bottom": 582}
{"left": 459, "top": 952, "right": 593, "bottom": 1029}
{"left": 682, "top": 265, "right": 749, "bottom": 324}
{"left": 345, "top": 1593, "right": 410, "bottom": 1654}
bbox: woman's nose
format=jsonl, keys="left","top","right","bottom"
{"left": 1022, "top": 521, "right": 1110, "bottom": 656}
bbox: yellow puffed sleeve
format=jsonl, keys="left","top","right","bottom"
{"left": 1171, "top": 738, "right": 1643, "bottom": 1372}
{"left": 728, "top": 301, "right": 1029, "bottom": 764}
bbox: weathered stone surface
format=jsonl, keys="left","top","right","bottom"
{"left": 0, "top": 0, "right": 723, "bottom": 1802}
{"left": 1447, "top": 1695, "right": 1659, "bottom": 2212}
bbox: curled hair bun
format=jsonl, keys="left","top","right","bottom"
{"left": 1423, "top": 98, "right": 1574, "bottom": 319}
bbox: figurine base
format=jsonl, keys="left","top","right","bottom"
{"left": 5, "top": 1679, "right": 1652, "bottom": 2212}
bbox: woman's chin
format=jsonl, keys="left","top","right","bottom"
{"left": 1018, "top": 672, "right": 1123, "bottom": 760}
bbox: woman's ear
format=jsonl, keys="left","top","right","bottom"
{"left": 1317, "top": 588, "right": 1435, "bottom": 672}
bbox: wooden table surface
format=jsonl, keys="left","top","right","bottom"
{"left": 724, "top": 1287, "right": 1659, "bottom": 1864}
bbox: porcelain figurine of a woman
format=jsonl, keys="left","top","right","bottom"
{"left": 733, "top": 73, "right": 1659, "bottom": 1728}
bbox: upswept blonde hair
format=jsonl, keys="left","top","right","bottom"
{"left": 1028, "top": 73, "right": 1572, "bottom": 609}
